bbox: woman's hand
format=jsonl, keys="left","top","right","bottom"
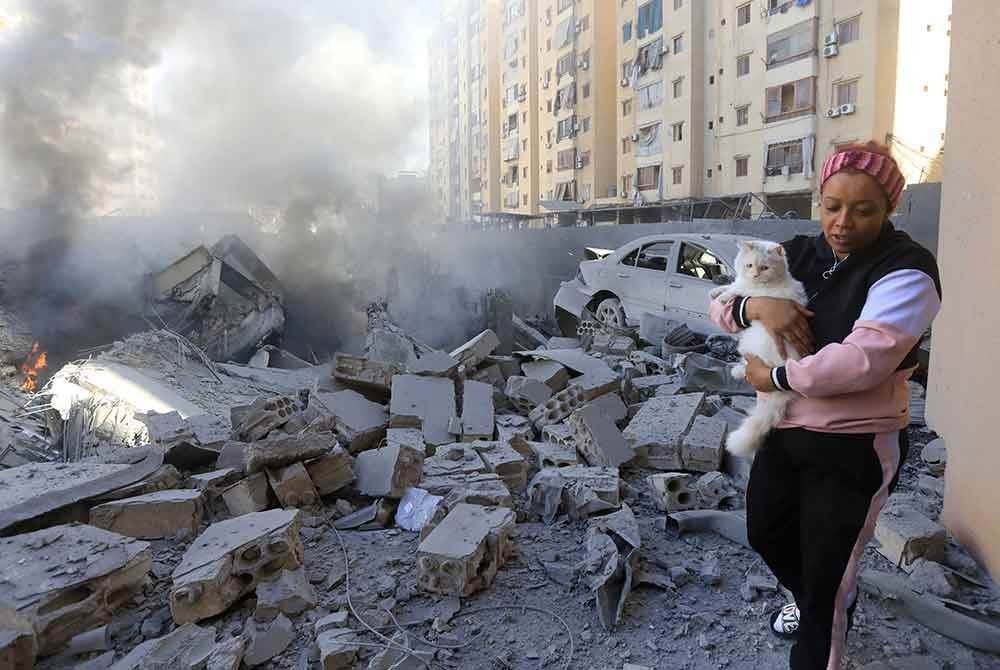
{"left": 745, "top": 297, "right": 815, "bottom": 358}
{"left": 743, "top": 353, "right": 776, "bottom": 392}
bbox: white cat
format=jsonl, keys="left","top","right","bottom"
{"left": 710, "top": 240, "right": 808, "bottom": 457}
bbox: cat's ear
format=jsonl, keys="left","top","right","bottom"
{"left": 771, "top": 244, "right": 786, "bottom": 257}
{"left": 737, "top": 240, "right": 754, "bottom": 253}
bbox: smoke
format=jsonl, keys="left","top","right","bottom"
{"left": 0, "top": 0, "right": 489, "bottom": 361}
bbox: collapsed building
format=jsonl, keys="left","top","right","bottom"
{"left": 0, "top": 238, "right": 997, "bottom": 670}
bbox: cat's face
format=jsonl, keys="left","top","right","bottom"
{"left": 735, "top": 241, "right": 789, "bottom": 284}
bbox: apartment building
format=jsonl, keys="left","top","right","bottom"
{"left": 536, "top": 0, "right": 618, "bottom": 217}
{"left": 428, "top": 14, "right": 460, "bottom": 223}
{"left": 498, "top": 0, "right": 540, "bottom": 217}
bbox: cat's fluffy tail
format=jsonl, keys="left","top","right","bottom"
{"left": 726, "top": 393, "right": 792, "bottom": 458}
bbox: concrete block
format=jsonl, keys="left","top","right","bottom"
{"left": 541, "top": 422, "right": 575, "bottom": 447}
{"left": 389, "top": 375, "right": 457, "bottom": 446}
{"left": 407, "top": 351, "right": 460, "bottom": 377}
{"left": 387, "top": 427, "right": 429, "bottom": 456}
{"left": 722, "top": 450, "right": 753, "bottom": 489}
{"left": 647, "top": 473, "right": 697, "bottom": 512}
{"left": 547, "top": 337, "right": 581, "bottom": 350}
{"left": 230, "top": 395, "right": 297, "bottom": 442}
{"left": 504, "top": 376, "right": 553, "bottom": 412}
{"left": 315, "top": 390, "right": 389, "bottom": 453}
{"left": 304, "top": 446, "right": 355, "bottom": 496}
{"left": 188, "top": 468, "right": 240, "bottom": 492}
{"left": 566, "top": 404, "right": 635, "bottom": 468}
{"left": 316, "top": 628, "right": 359, "bottom": 670}
{"left": 265, "top": 462, "right": 320, "bottom": 509}
{"left": 629, "top": 375, "right": 681, "bottom": 403}
{"left": 485, "top": 355, "right": 522, "bottom": 380}
{"left": 254, "top": 568, "right": 317, "bottom": 621}
{"left": 220, "top": 473, "right": 272, "bottom": 517}
{"left": 461, "top": 380, "right": 495, "bottom": 441}
{"left": 418, "top": 476, "right": 514, "bottom": 541}
{"left": 921, "top": 437, "right": 947, "bottom": 476}
{"left": 584, "top": 393, "right": 629, "bottom": 425}
{"left": 416, "top": 503, "right": 515, "bottom": 596}
{"left": 0, "top": 524, "right": 151, "bottom": 655}
{"left": 333, "top": 353, "right": 399, "bottom": 394}
{"left": 472, "top": 364, "right": 505, "bottom": 390}
{"left": 90, "top": 489, "right": 205, "bottom": 540}
{"left": 693, "top": 471, "right": 740, "bottom": 509}
{"left": 568, "top": 367, "right": 619, "bottom": 401}
{"left": 243, "top": 613, "right": 294, "bottom": 667}
{"left": 449, "top": 329, "right": 501, "bottom": 368}
{"left": 496, "top": 414, "right": 535, "bottom": 445}
{"left": 623, "top": 393, "right": 704, "bottom": 470}
{"left": 422, "top": 444, "right": 488, "bottom": 479}
{"left": 216, "top": 432, "right": 333, "bottom": 475}
{"left": 113, "top": 622, "right": 216, "bottom": 669}
{"left": 170, "top": 509, "right": 302, "bottom": 624}
{"left": 525, "top": 441, "right": 579, "bottom": 469}
{"left": 590, "top": 332, "right": 635, "bottom": 356}
{"left": 681, "top": 415, "right": 727, "bottom": 473}
{"left": 558, "top": 465, "right": 620, "bottom": 511}
{"left": 98, "top": 464, "right": 184, "bottom": 502}
{"left": 874, "top": 502, "right": 947, "bottom": 573}
{"left": 206, "top": 636, "right": 246, "bottom": 670}
{"left": 529, "top": 384, "right": 587, "bottom": 430}
{"left": 521, "top": 360, "right": 570, "bottom": 392}
{"left": 0, "top": 626, "right": 36, "bottom": 670}
{"left": 354, "top": 443, "right": 424, "bottom": 498}
{"left": 654, "top": 381, "right": 685, "bottom": 397}
{"left": 469, "top": 440, "right": 529, "bottom": 492}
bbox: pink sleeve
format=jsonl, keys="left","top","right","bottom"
{"left": 785, "top": 270, "right": 940, "bottom": 398}
{"left": 709, "top": 298, "right": 743, "bottom": 334}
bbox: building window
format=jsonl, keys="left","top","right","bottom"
{"left": 736, "top": 105, "right": 750, "bottom": 126}
{"left": 639, "top": 81, "right": 663, "bottom": 109}
{"left": 736, "top": 156, "right": 749, "bottom": 177}
{"left": 558, "top": 148, "right": 577, "bottom": 170}
{"left": 766, "top": 139, "right": 805, "bottom": 175}
{"left": 522, "top": 111, "right": 527, "bottom": 122}
{"left": 558, "top": 0, "right": 574, "bottom": 12}
{"left": 522, "top": 139, "right": 527, "bottom": 151}
{"left": 582, "top": 183, "right": 592, "bottom": 201}
{"left": 765, "top": 77, "right": 815, "bottom": 121}
{"left": 548, "top": 99, "right": 553, "bottom": 113}
{"left": 557, "top": 115, "right": 577, "bottom": 141}
{"left": 522, "top": 166, "right": 528, "bottom": 178}
{"left": 622, "top": 60, "right": 634, "bottom": 80}
{"left": 623, "top": 21, "right": 632, "bottom": 43}
{"left": 708, "top": 120, "right": 714, "bottom": 130}
{"left": 636, "top": 122, "right": 662, "bottom": 157}
{"left": 767, "top": 19, "right": 816, "bottom": 67}
{"left": 622, "top": 174, "right": 633, "bottom": 194}
{"left": 737, "top": 3, "right": 751, "bottom": 26}
{"left": 672, "top": 121, "right": 684, "bottom": 141}
{"left": 580, "top": 15, "right": 590, "bottom": 31}
{"left": 674, "top": 0, "right": 683, "bottom": 9}
{"left": 622, "top": 98, "right": 633, "bottom": 116}
{"left": 622, "top": 137, "right": 632, "bottom": 154}
{"left": 522, "top": 193, "right": 528, "bottom": 205}
{"left": 547, "top": 160, "right": 553, "bottom": 173}
{"left": 638, "top": 0, "right": 663, "bottom": 39}
{"left": 837, "top": 15, "right": 861, "bottom": 44}
{"left": 737, "top": 54, "right": 750, "bottom": 77}
{"left": 672, "top": 77, "right": 683, "bottom": 98}
{"left": 637, "top": 164, "right": 661, "bottom": 190}
{"left": 835, "top": 79, "right": 858, "bottom": 106}
{"left": 707, "top": 168, "right": 713, "bottom": 178}
{"left": 582, "top": 117, "right": 590, "bottom": 132}
{"left": 583, "top": 82, "right": 590, "bottom": 98}
{"left": 672, "top": 166, "right": 683, "bottom": 185}
{"left": 673, "top": 33, "right": 684, "bottom": 53}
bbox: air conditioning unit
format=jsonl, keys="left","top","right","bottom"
{"left": 575, "top": 160, "right": 584, "bottom": 169}
{"left": 839, "top": 102, "right": 857, "bottom": 115}
{"left": 826, "top": 106, "right": 841, "bottom": 118}
{"left": 620, "top": 77, "right": 629, "bottom": 87}
{"left": 825, "top": 31, "right": 839, "bottom": 46}
{"left": 630, "top": 133, "right": 639, "bottom": 141}
{"left": 575, "top": 21, "right": 583, "bottom": 33}
{"left": 781, "top": 165, "right": 791, "bottom": 178}
{"left": 823, "top": 44, "right": 839, "bottom": 58}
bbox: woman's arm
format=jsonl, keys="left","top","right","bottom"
{"left": 709, "top": 296, "right": 748, "bottom": 334}
{"left": 771, "top": 269, "right": 940, "bottom": 398}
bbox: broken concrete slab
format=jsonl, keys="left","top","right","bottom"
{"left": 0, "top": 624, "right": 36, "bottom": 670}
{"left": 681, "top": 415, "right": 727, "bottom": 473}
{"left": 0, "top": 524, "right": 151, "bottom": 655}
{"left": 170, "top": 509, "right": 302, "bottom": 624}
{"left": 96, "top": 463, "right": 184, "bottom": 503}
{"left": 314, "top": 390, "right": 389, "bottom": 453}
{"left": 585, "top": 503, "right": 640, "bottom": 632}
{"left": 387, "top": 427, "right": 428, "bottom": 456}
{"left": 406, "top": 351, "right": 460, "bottom": 377}
{"left": 230, "top": 395, "right": 297, "bottom": 442}
{"left": 647, "top": 473, "right": 697, "bottom": 512}
{"left": 557, "top": 465, "right": 621, "bottom": 520}
{"left": 416, "top": 503, "right": 515, "bottom": 596}
{"left": 584, "top": 393, "right": 628, "bottom": 426}
{"left": 110, "top": 622, "right": 216, "bottom": 670}
{"left": 188, "top": 468, "right": 240, "bottom": 493}
{"left": 521, "top": 359, "right": 570, "bottom": 392}
{"left": 304, "top": 446, "right": 355, "bottom": 496}
{"left": 568, "top": 368, "right": 619, "bottom": 402}
{"left": 495, "top": 414, "right": 535, "bottom": 445}
{"left": 907, "top": 558, "right": 958, "bottom": 599}
{"left": 354, "top": 443, "right": 425, "bottom": 498}
{"left": 525, "top": 441, "right": 578, "bottom": 469}
{"left": 216, "top": 432, "right": 333, "bottom": 475}
{"left": 418, "top": 477, "right": 513, "bottom": 540}
{"left": 206, "top": 636, "right": 246, "bottom": 670}
{"left": 266, "top": 462, "right": 321, "bottom": 509}
{"left": 921, "top": 438, "right": 947, "bottom": 476}
{"left": 567, "top": 404, "right": 635, "bottom": 468}
{"left": 504, "top": 376, "right": 553, "bottom": 412}
{"left": 389, "top": 375, "right": 457, "bottom": 447}
{"left": 628, "top": 374, "right": 681, "bottom": 403}
{"left": 137, "top": 410, "right": 227, "bottom": 470}
{"left": 460, "top": 380, "right": 495, "bottom": 442}
{"left": 874, "top": 502, "right": 947, "bottom": 572}
{"left": 517, "top": 349, "right": 613, "bottom": 377}
{"left": 623, "top": 393, "right": 704, "bottom": 470}
{"left": 333, "top": 499, "right": 396, "bottom": 531}
{"left": 541, "top": 422, "right": 575, "bottom": 448}
{"left": 450, "top": 330, "right": 501, "bottom": 369}
{"left": 528, "top": 384, "right": 587, "bottom": 430}
{"left": 333, "top": 353, "right": 399, "bottom": 396}
{"left": 590, "top": 332, "right": 635, "bottom": 357}
{"left": 254, "top": 568, "right": 317, "bottom": 621}
{"left": 421, "top": 444, "right": 488, "bottom": 479}
{"left": 220, "top": 472, "right": 272, "bottom": 517}
{"left": 90, "top": 489, "right": 205, "bottom": 539}
{"left": 666, "top": 510, "right": 750, "bottom": 548}
{"left": 243, "top": 613, "right": 294, "bottom": 667}
{"left": 316, "top": 627, "right": 359, "bottom": 670}
{"left": 485, "top": 355, "right": 522, "bottom": 380}
{"left": 693, "top": 471, "right": 740, "bottom": 509}
{"left": 469, "top": 440, "right": 529, "bottom": 492}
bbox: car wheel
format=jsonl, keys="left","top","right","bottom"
{"left": 595, "top": 298, "right": 626, "bottom": 329}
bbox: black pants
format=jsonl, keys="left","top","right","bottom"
{"left": 746, "top": 428, "right": 908, "bottom": 669}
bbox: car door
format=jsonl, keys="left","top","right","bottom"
{"left": 604, "top": 243, "right": 644, "bottom": 319}
{"left": 666, "top": 241, "right": 732, "bottom": 332}
{"left": 626, "top": 240, "right": 674, "bottom": 320}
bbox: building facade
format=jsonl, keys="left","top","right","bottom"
{"left": 430, "top": 0, "right": 951, "bottom": 226}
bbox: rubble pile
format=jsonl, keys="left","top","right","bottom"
{"left": 0, "top": 243, "right": 997, "bottom": 668}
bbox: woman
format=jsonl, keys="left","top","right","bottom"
{"left": 709, "top": 142, "right": 941, "bottom": 670}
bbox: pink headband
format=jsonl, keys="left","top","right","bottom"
{"left": 820, "top": 149, "right": 905, "bottom": 211}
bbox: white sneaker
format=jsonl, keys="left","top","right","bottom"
{"left": 770, "top": 602, "right": 800, "bottom": 638}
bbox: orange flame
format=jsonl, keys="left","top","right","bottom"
{"left": 20, "top": 342, "right": 48, "bottom": 392}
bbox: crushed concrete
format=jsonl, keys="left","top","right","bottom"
{"left": 89, "top": 489, "right": 204, "bottom": 539}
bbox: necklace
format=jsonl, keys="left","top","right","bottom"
{"left": 823, "top": 253, "right": 850, "bottom": 279}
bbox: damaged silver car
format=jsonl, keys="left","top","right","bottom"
{"left": 554, "top": 233, "right": 758, "bottom": 336}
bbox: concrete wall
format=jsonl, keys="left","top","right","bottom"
{"left": 926, "top": 1, "right": 1000, "bottom": 580}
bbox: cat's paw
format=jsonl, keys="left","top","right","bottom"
{"left": 731, "top": 363, "right": 747, "bottom": 380}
